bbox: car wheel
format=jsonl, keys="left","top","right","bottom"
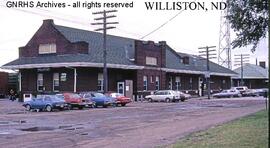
{"left": 165, "top": 98, "right": 170, "bottom": 103}
{"left": 148, "top": 98, "right": 152, "bottom": 102}
{"left": 78, "top": 106, "right": 83, "bottom": 110}
{"left": 67, "top": 105, "right": 72, "bottom": 110}
{"left": 121, "top": 103, "right": 126, "bottom": 107}
{"left": 180, "top": 98, "right": 185, "bottom": 102}
{"left": 45, "top": 105, "right": 52, "bottom": 112}
{"left": 25, "top": 104, "right": 31, "bottom": 111}
{"left": 103, "top": 105, "right": 108, "bottom": 108}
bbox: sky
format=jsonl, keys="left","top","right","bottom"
{"left": 0, "top": 0, "right": 268, "bottom": 70}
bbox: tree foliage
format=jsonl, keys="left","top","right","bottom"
{"left": 226, "top": 0, "right": 269, "bottom": 52}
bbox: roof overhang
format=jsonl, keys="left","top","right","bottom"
{"left": 232, "top": 77, "right": 269, "bottom": 79}
{"left": 161, "top": 68, "right": 204, "bottom": 75}
{"left": 162, "top": 68, "right": 237, "bottom": 77}
{"left": 1, "top": 62, "right": 144, "bottom": 70}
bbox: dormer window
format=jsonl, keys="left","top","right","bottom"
{"left": 146, "top": 56, "right": 157, "bottom": 66}
{"left": 180, "top": 57, "right": 189, "bottom": 65}
{"left": 39, "top": 43, "right": 56, "bottom": 54}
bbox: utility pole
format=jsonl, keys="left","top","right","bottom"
{"left": 234, "top": 54, "right": 250, "bottom": 86}
{"left": 198, "top": 46, "right": 216, "bottom": 99}
{"left": 91, "top": 10, "right": 118, "bottom": 93}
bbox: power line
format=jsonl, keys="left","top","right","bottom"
{"left": 139, "top": 0, "right": 197, "bottom": 39}
{"left": 140, "top": 10, "right": 185, "bottom": 39}
{"left": 0, "top": 4, "right": 139, "bottom": 36}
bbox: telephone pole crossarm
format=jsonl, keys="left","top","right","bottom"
{"left": 91, "top": 10, "right": 118, "bottom": 93}
{"left": 198, "top": 46, "right": 216, "bottom": 100}
{"left": 234, "top": 54, "right": 250, "bottom": 86}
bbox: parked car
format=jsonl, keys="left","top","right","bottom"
{"left": 108, "top": 93, "right": 132, "bottom": 106}
{"left": 231, "top": 86, "right": 248, "bottom": 94}
{"left": 242, "top": 89, "right": 259, "bottom": 97}
{"left": 252, "top": 88, "right": 268, "bottom": 96}
{"left": 145, "top": 90, "right": 180, "bottom": 102}
{"left": 212, "top": 89, "right": 242, "bottom": 98}
{"left": 174, "top": 91, "right": 191, "bottom": 101}
{"left": 23, "top": 95, "right": 68, "bottom": 112}
{"left": 80, "top": 92, "right": 116, "bottom": 108}
{"left": 61, "top": 93, "right": 94, "bottom": 109}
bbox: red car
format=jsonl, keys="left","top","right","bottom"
{"left": 60, "top": 93, "right": 94, "bottom": 109}
{"left": 109, "top": 93, "right": 131, "bottom": 106}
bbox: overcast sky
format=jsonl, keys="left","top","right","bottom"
{"left": 0, "top": 0, "right": 268, "bottom": 70}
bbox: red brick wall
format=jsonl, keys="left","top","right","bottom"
{"left": 135, "top": 40, "right": 166, "bottom": 67}
{"left": 19, "top": 19, "right": 88, "bottom": 58}
{"left": 0, "top": 72, "right": 8, "bottom": 94}
{"left": 210, "top": 76, "right": 231, "bottom": 90}
{"left": 135, "top": 40, "right": 167, "bottom": 94}
{"left": 21, "top": 69, "right": 37, "bottom": 93}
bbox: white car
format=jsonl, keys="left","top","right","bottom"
{"left": 231, "top": 86, "right": 248, "bottom": 94}
{"left": 174, "top": 91, "right": 191, "bottom": 101}
{"left": 145, "top": 90, "right": 180, "bottom": 102}
{"left": 212, "top": 89, "right": 242, "bottom": 98}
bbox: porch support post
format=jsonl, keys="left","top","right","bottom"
{"left": 18, "top": 71, "right": 22, "bottom": 92}
{"left": 74, "top": 68, "right": 77, "bottom": 93}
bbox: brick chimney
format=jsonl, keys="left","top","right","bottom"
{"left": 43, "top": 19, "right": 54, "bottom": 25}
{"left": 259, "top": 61, "right": 266, "bottom": 68}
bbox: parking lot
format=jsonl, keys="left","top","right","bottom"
{"left": 0, "top": 97, "right": 267, "bottom": 148}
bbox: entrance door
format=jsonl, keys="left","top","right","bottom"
{"left": 117, "top": 82, "right": 125, "bottom": 95}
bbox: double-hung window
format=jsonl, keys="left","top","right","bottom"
{"left": 155, "top": 76, "right": 160, "bottom": 90}
{"left": 39, "top": 44, "right": 56, "bottom": 54}
{"left": 53, "top": 73, "right": 59, "bottom": 92}
{"left": 97, "top": 73, "right": 104, "bottom": 92}
{"left": 143, "top": 76, "right": 148, "bottom": 91}
{"left": 37, "top": 73, "right": 44, "bottom": 92}
{"left": 175, "top": 76, "right": 181, "bottom": 90}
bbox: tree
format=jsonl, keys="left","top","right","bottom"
{"left": 226, "top": 0, "right": 269, "bottom": 52}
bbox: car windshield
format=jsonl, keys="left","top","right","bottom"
{"left": 94, "top": 93, "right": 105, "bottom": 97}
{"left": 154, "top": 91, "right": 162, "bottom": 95}
{"left": 55, "top": 94, "right": 64, "bottom": 99}
{"left": 221, "top": 90, "right": 228, "bottom": 93}
{"left": 114, "top": 93, "right": 123, "bottom": 97}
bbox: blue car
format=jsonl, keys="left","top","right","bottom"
{"left": 23, "top": 95, "right": 68, "bottom": 112}
{"left": 80, "top": 92, "right": 116, "bottom": 108}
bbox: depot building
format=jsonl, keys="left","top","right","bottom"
{"left": 2, "top": 19, "right": 236, "bottom": 100}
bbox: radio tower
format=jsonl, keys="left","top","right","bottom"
{"left": 218, "top": 1, "right": 232, "bottom": 69}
